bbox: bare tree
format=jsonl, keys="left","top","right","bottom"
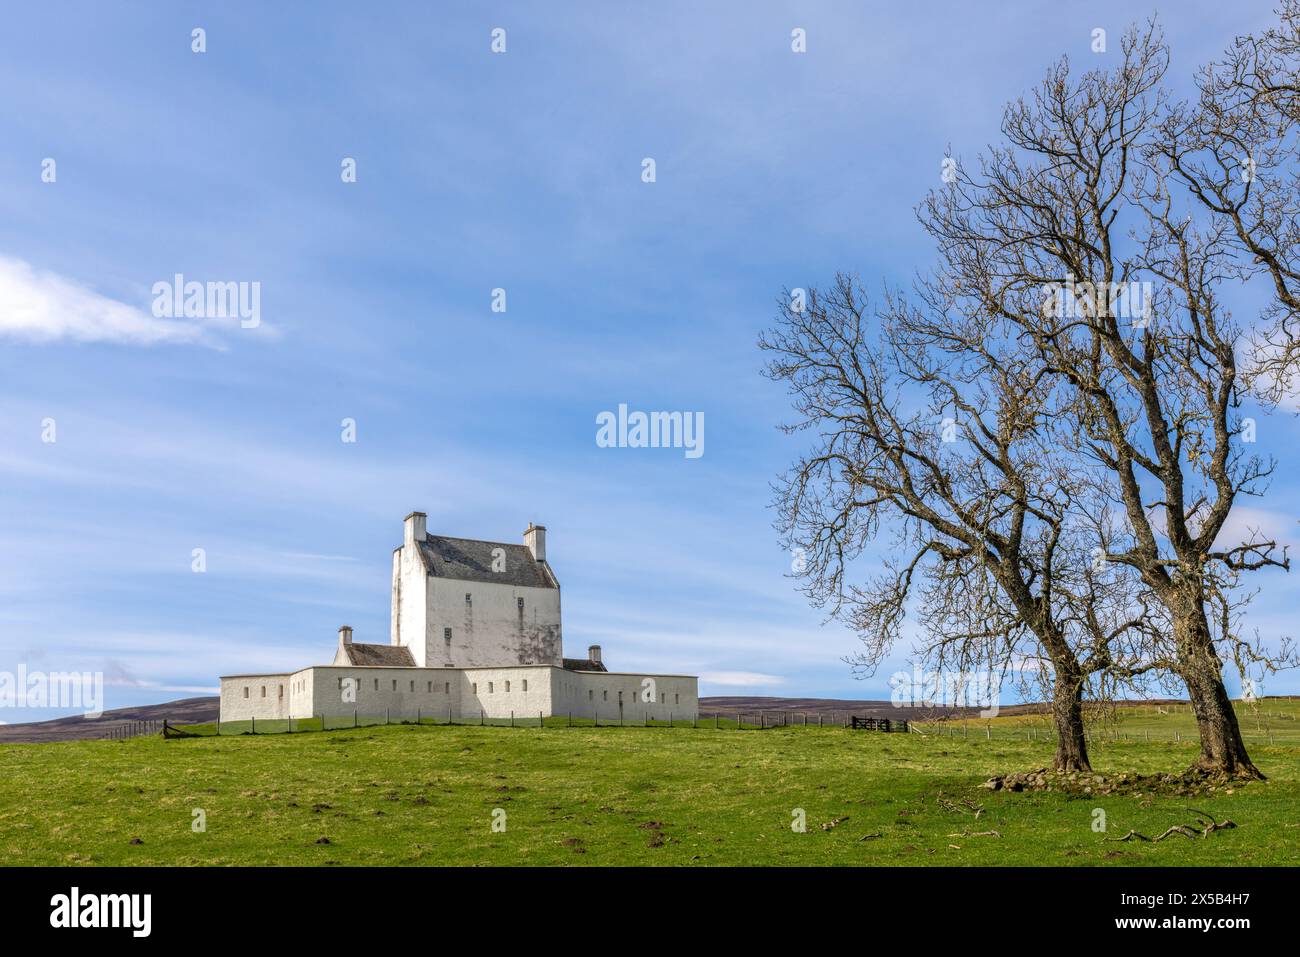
{"left": 1160, "top": 0, "right": 1300, "bottom": 404}
{"left": 760, "top": 276, "right": 1154, "bottom": 771}
{"left": 919, "top": 22, "right": 1290, "bottom": 777}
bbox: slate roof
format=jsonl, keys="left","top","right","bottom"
{"left": 340, "top": 643, "right": 417, "bottom": 667}
{"left": 563, "top": 657, "right": 608, "bottom": 673}
{"left": 418, "top": 535, "right": 558, "bottom": 589}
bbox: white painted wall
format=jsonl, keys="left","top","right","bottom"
{"left": 391, "top": 545, "right": 428, "bottom": 665}
{"left": 427, "top": 577, "right": 562, "bottom": 668}
{"left": 219, "top": 674, "right": 292, "bottom": 721}
{"left": 219, "top": 666, "right": 698, "bottom": 723}
{"left": 551, "top": 670, "right": 699, "bottom": 722}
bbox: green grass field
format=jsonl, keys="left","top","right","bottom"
{"left": 3, "top": 699, "right": 1300, "bottom": 866}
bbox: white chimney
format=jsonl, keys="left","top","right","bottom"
{"left": 524, "top": 522, "right": 547, "bottom": 562}
{"left": 404, "top": 511, "right": 427, "bottom": 547}
{"left": 339, "top": 625, "right": 353, "bottom": 646}
{"left": 588, "top": 644, "right": 601, "bottom": 665}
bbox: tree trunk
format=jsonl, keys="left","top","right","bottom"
{"left": 1174, "top": 606, "right": 1263, "bottom": 780}
{"left": 1050, "top": 668, "right": 1090, "bottom": 772}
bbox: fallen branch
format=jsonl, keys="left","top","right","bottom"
{"left": 1107, "top": 814, "right": 1239, "bottom": 843}
{"left": 1108, "top": 830, "right": 1150, "bottom": 842}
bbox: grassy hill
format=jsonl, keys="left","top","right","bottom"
{"left": 2, "top": 699, "right": 1299, "bottom": 866}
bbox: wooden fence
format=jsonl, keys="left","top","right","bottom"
{"left": 103, "top": 718, "right": 166, "bottom": 740}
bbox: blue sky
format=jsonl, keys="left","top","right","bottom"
{"left": 2, "top": 1, "right": 1297, "bottom": 721}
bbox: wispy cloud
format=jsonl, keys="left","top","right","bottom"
{"left": 700, "top": 671, "right": 786, "bottom": 687}
{"left": 0, "top": 256, "right": 203, "bottom": 346}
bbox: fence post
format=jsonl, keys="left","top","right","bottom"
{"left": 510, "top": 710, "right": 514, "bottom": 727}
{"left": 386, "top": 707, "right": 390, "bottom": 725}
{"left": 481, "top": 709, "right": 485, "bottom": 726}
{"left": 569, "top": 711, "right": 572, "bottom": 727}
{"left": 251, "top": 716, "right": 255, "bottom": 734}
{"left": 216, "top": 717, "right": 220, "bottom": 735}
{"left": 539, "top": 710, "right": 543, "bottom": 728}
{"left": 417, "top": 707, "right": 421, "bottom": 725}
{"left": 986, "top": 723, "right": 990, "bottom": 740}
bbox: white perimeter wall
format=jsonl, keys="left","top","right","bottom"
{"left": 219, "top": 666, "right": 698, "bottom": 722}
{"left": 551, "top": 670, "right": 699, "bottom": 722}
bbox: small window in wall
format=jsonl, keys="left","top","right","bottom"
{"left": 243, "top": 687, "right": 249, "bottom": 699}
{"left": 472, "top": 683, "right": 478, "bottom": 694}
{"left": 465, "top": 593, "right": 472, "bottom": 604}
{"left": 260, "top": 686, "right": 266, "bottom": 698}
{"left": 410, "top": 680, "right": 415, "bottom": 692}
{"left": 444, "top": 627, "right": 452, "bottom": 642}
{"left": 517, "top": 597, "right": 524, "bottom": 609}
{"left": 427, "top": 681, "right": 433, "bottom": 693}
{"left": 505, "top": 680, "right": 511, "bottom": 693}
{"left": 588, "top": 690, "right": 593, "bottom": 701}
{"left": 522, "top": 679, "right": 528, "bottom": 692}
{"left": 445, "top": 682, "right": 450, "bottom": 693}
{"left": 337, "top": 677, "right": 342, "bottom": 689}
{"left": 618, "top": 690, "right": 623, "bottom": 701}
{"left": 374, "top": 678, "right": 379, "bottom": 691}
{"left": 603, "top": 690, "right": 608, "bottom": 701}
{"left": 488, "top": 681, "right": 494, "bottom": 693}
{"left": 392, "top": 680, "right": 398, "bottom": 691}
{"left": 279, "top": 685, "right": 284, "bottom": 699}
{"left": 675, "top": 693, "right": 680, "bottom": 704}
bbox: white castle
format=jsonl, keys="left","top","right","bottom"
{"left": 219, "top": 512, "right": 699, "bottom": 724}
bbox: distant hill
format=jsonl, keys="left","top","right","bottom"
{"left": 699, "top": 696, "right": 1055, "bottom": 720}
{"left": 0, "top": 692, "right": 1251, "bottom": 743}
{"left": 0, "top": 696, "right": 218, "bottom": 744}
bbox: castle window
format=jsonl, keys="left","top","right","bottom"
{"left": 488, "top": 682, "right": 494, "bottom": 693}
{"left": 588, "top": 690, "right": 593, "bottom": 701}
{"left": 260, "top": 686, "right": 266, "bottom": 698}
{"left": 517, "top": 597, "right": 524, "bottom": 609}
{"left": 279, "top": 685, "right": 284, "bottom": 699}
{"left": 337, "top": 678, "right": 342, "bottom": 689}
{"left": 603, "top": 690, "right": 608, "bottom": 701}
{"left": 445, "top": 682, "right": 450, "bottom": 693}
{"left": 392, "top": 680, "right": 398, "bottom": 691}
{"left": 618, "top": 690, "right": 623, "bottom": 701}
{"left": 243, "top": 687, "right": 249, "bottom": 698}
{"left": 522, "top": 679, "right": 528, "bottom": 692}
{"left": 444, "top": 627, "right": 452, "bottom": 642}
{"left": 675, "top": 694, "right": 679, "bottom": 704}
{"left": 374, "top": 678, "right": 379, "bottom": 691}
{"left": 465, "top": 593, "right": 472, "bottom": 604}
{"left": 472, "top": 683, "right": 477, "bottom": 694}
{"left": 410, "top": 680, "right": 415, "bottom": 692}
{"left": 427, "top": 681, "right": 432, "bottom": 693}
